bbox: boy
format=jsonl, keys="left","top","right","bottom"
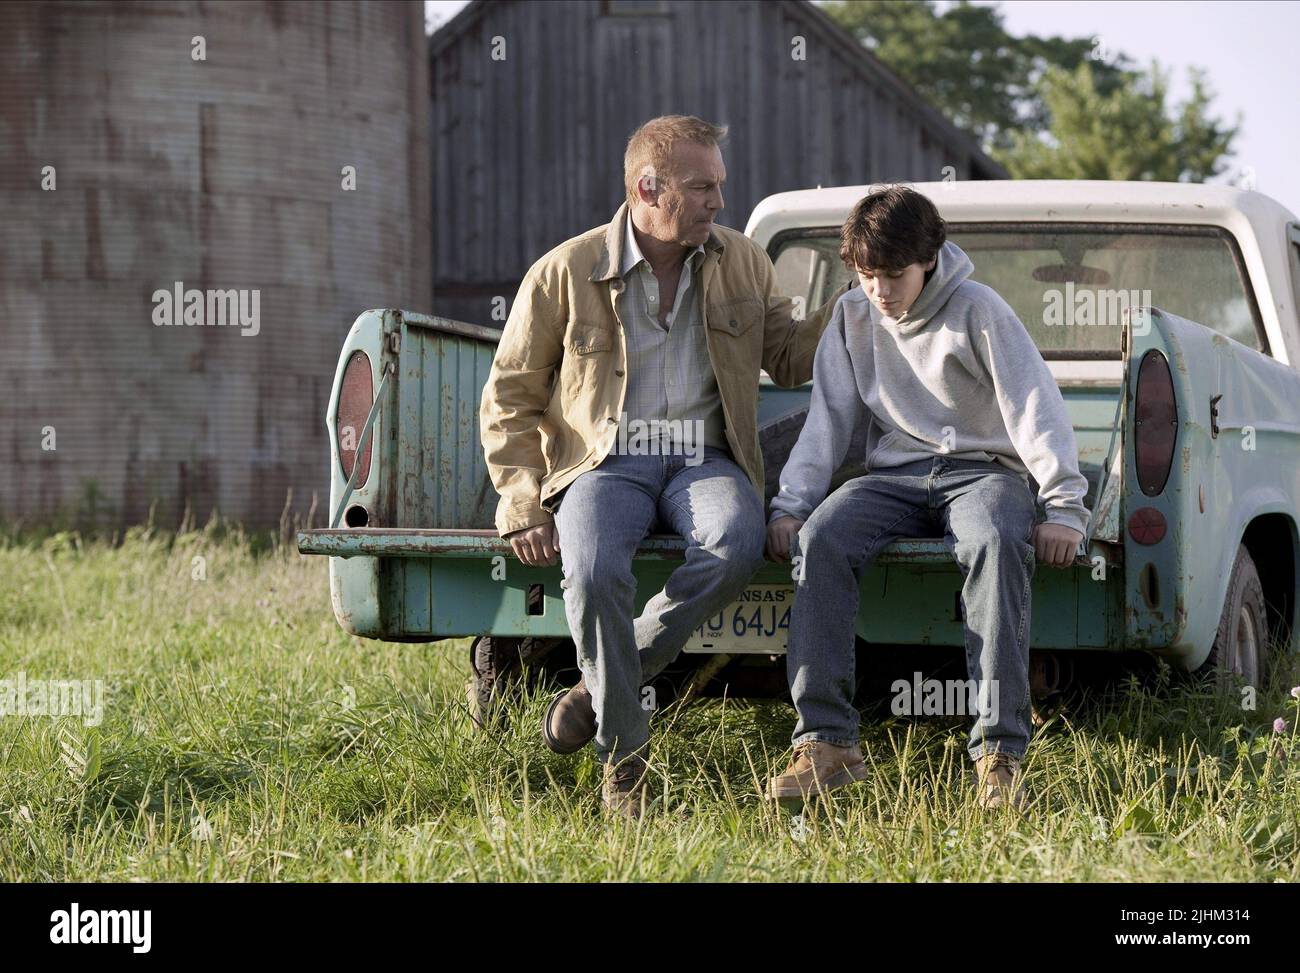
{"left": 764, "top": 185, "right": 1090, "bottom": 810}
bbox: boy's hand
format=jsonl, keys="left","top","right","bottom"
{"left": 506, "top": 522, "right": 560, "bottom": 567}
{"left": 1032, "top": 523, "right": 1083, "bottom": 568}
{"left": 766, "top": 515, "right": 805, "bottom": 562}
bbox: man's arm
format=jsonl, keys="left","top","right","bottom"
{"left": 479, "top": 267, "right": 565, "bottom": 538}
{"left": 758, "top": 247, "right": 854, "bottom": 388}
{"left": 975, "top": 302, "right": 1091, "bottom": 542}
{"left": 768, "top": 299, "right": 867, "bottom": 525}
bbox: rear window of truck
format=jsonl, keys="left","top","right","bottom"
{"left": 771, "top": 223, "right": 1264, "bottom": 358}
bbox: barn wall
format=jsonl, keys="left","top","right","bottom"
{"left": 430, "top": 0, "right": 999, "bottom": 327}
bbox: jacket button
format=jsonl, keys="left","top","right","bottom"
{"left": 607, "top": 417, "right": 617, "bottom": 424}
{"left": 729, "top": 319, "right": 738, "bottom": 328}
{"left": 615, "top": 370, "right": 624, "bottom": 377}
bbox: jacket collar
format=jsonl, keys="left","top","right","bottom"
{"left": 589, "top": 200, "right": 724, "bottom": 283}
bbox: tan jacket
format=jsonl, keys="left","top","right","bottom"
{"left": 480, "top": 201, "right": 848, "bottom": 537}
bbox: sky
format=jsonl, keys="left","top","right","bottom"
{"left": 424, "top": 0, "right": 1300, "bottom": 217}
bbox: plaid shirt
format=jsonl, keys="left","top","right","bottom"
{"left": 480, "top": 199, "right": 851, "bottom": 536}
{"left": 612, "top": 211, "right": 728, "bottom": 454}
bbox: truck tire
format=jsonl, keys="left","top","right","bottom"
{"left": 1203, "top": 544, "right": 1270, "bottom": 691}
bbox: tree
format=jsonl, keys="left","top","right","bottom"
{"left": 820, "top": 0, "right": 1237, "bottom": 181}
{"left": 995, "top": 62, "right": 1238, "bottom": 181}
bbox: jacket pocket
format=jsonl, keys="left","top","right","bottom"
{"left": 561, "top": 325, "right": 615, "bottom": 401}
{"left": 567, "top": 325, "right": 615, "bottom": 355}
{"left": 706, "top": 297, "right": 763, "bottom": 338}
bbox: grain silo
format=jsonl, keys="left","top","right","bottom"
{"left": 0, "top": 0, "right": 431, "bottom": 531}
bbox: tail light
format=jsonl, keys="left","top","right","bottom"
{"left": 1127, "top": 506, "right": 1167, "bottom": 545}
{"left": 1133, "top": 350, "right": 1177, "bottom": 496}
{"left": 336, "top": 351, "right": 373, "bottom": 487}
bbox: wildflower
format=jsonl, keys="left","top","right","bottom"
{"left": 1273, "top": 717, "right": 1288, "bottom": 734}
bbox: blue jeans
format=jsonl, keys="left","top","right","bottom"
{"left": 554, "top": 445, "right": 766, "bottom": 764}
{"left": 787, "top": 456, "right": 1038, "bottom": 762}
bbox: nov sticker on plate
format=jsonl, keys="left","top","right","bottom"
{"left": 683, "top": 584, "right": 794, "bottom": 654}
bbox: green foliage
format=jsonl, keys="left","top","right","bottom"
{"left": 821, "top": 0, "right": 1238, "bottom": 181}
{"left": 994, "top": 63, "right": 1239, "bottom": 181}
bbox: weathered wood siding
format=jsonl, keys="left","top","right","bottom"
{"left": 430, "top": 0, "right": 1003, "bottom": 326}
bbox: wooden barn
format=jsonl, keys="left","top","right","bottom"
{"left": 428, "top": 0, "right": 1006, "bottom": 327}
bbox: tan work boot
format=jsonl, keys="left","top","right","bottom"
{"left": 766, "top": 741, "right": 869, "bottom": 801}
{"left": 601, "top": 753, "right": 650, "bottom": 820}
{"left": 973, "top": 752, "right": 1028, "bottom": 810}
{"left": 542, "top": 677, "right": 597, "bottom": 754}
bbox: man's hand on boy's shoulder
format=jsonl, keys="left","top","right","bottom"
{"left": 1032, "top": 522, "right": 1084, "bottom": 568}
{"left": 766, "top": 515, "right": 804, "bottom": 562}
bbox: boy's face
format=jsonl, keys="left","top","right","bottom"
{"left": 855, "top": 255, "right": 937, "bottom": 318}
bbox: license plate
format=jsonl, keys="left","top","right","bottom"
{"left": 683, "top": 584, "right": 793, "bottom": 654}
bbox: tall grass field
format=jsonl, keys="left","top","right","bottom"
{"left": 2, "top": 522, "right": 1297, "bottom": 882}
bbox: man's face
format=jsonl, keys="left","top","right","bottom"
{"left": 856, "top": 256, "right": 937, "bottom": 318}
{"left": 640, "top": 141, "right": 725, "bottom": 247}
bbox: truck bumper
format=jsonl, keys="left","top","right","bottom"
{"left": 299, "top": 528, "right": 1125, "bottom": 650}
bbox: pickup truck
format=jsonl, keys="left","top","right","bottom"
{"left": 297, "top": 180, "right": 1300, "bottom": 720}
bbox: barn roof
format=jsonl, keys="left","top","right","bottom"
{"left": 429, "top": 0, "right": 1005, "bottom": 179}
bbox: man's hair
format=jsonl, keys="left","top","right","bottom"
{"left": 624, "top": 115, "right": 728, "bottom": 206}
{"left": 839, "top": 184, "right": 946, "bottom": 272}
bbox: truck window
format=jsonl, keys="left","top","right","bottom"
{"left": 772, "top": 223, "right": 1264, "bottom": 358}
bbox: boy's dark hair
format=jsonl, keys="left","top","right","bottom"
{"left": 839, "top": 185, "right": 946, "bottom": 272}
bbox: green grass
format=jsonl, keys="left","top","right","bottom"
{"left": 1, "top": 524, "right": 1298, "bottom": 882}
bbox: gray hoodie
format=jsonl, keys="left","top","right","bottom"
{"left": 770, "top": 240, "right": 1091, "bottom": 537}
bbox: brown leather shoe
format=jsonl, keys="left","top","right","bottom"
{"left": 974, "top": 752, "right": 1028, "bottom": 810}
{"left": 766, "top": 741, "right": 869, "bottom": 801}
{"left": 541, "top": 678, "right": 596, "bottom": 754}
{"left": 601, "top": 753, "right": 650, "bottom": 820}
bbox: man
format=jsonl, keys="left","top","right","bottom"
{"left": 479, "top": 115, "right": 848, "bottom": 819}
{"left": 765, "top": 185, "right": 1090, "bottom": 810}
